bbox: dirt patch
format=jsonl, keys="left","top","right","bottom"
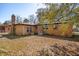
{"left": 37, "top": 43, "right": 79, "bottom": 56}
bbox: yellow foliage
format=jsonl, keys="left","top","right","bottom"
{"left": 45, "top": 22, "right": 73, "bottom": 37}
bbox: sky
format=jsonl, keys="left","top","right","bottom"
{"left": 0, "top": 3, "right": 46, "bottom": 23}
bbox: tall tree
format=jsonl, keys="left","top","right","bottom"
{"left": 23, "top": 18, "right": 29, "bottom": 23}
{"left": 29, "top": 14, "right": 36, "bottom": 24}
{"left": 16, "top": 16, "right": 22, "bottom": 24}
{"left": 36, "top": 3, "right": 78, "bottom": 24}
{"left": 3, "top": 20, "right": 11, "bottom": 25}
{"left": 72, "top": 5, "right": 79, "bottom": 24}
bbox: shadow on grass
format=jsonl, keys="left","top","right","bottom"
{"left": 2, "top": 34, "right": 79, "bottom": 42}
{"left": 38, "top": 35, "right": 79, "bottom": 42}
{"left": 3, "top": 34, "right": 31, "bottom": 40}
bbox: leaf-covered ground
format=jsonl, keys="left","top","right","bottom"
{"left": 0, "top": 35, "right": 79, "bottom": 56}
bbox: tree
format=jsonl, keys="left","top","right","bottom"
{"left": 36, "top": 3, "right": 78, "bottom": 24}
{"left": 23, "top": 18, "right": 29, "bottom": 23}
{"left": 72, "top": 6, "right": 79, "bottom": 24}
{"left": 36, "top": 8, "right": 48, "bottom": 24}
{"left": 16, "top": 16, "right": 22, "bottom": 24}
{"left": 28, "top": 14, "right": 36, "bottom": 24}
{"left": 3, "top": 20, "right": 11, "bottom": 25}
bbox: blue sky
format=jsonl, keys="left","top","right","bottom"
{"left": 0, "top": 3, "right": 45, "bottom": 23}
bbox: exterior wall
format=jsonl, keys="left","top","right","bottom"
{"left": 15, "top": 25, "right": 26, "bottom": 35}
{"left": 14, "top": 24, "right": 37, "bottom": 35}
{"left": 0, "top": 24, "right": 37, "bottom": 36}
{"left": 5, "top": 25, "right": 12, "bottom": 33}
{"left": 0, "top": 26, "right": 5, "bottom": 32}
{"left": 37, "top": 25, "right": 43, "bottom": 35}
{"left": 31, "top": 26, "right": 37, "bottom": 35}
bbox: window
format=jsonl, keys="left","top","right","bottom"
{"left": 27, "top": 27, "right": 32, "bottom": 33}
{"left": 43, "top": 24, "right": 48, "bottom": 29}
{"left": 27, "top": 27, "right": 29, "bottom": 32}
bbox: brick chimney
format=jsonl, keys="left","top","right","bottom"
{"left": 11, "top": 14, "right": 16, "bottom": 24}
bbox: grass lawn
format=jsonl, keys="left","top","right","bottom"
{"left": 0, "top": 35, "right": 79, "bottom": 56}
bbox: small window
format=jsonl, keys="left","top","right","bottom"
{"left": 27, "top": 29, "right": 29, "bottom": 32}
{"left": 27, "top": 27, "right": 29, "bottom": 32}
{"left": 43, "top": 24, "right": 48, "bottom": 29}
{"left": 27, "top": 27, "right": 32, "bottom": 33}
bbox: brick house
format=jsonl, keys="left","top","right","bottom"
{"left": 0, "top": 14, "right": 73, "bottom": 37}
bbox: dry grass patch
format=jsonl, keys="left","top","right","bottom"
{"left": 0, "top": 35, "right": 79, "bottom": 56}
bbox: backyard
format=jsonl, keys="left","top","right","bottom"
{"left": 0, "top": 35, "right": 79, "bottom": 56}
